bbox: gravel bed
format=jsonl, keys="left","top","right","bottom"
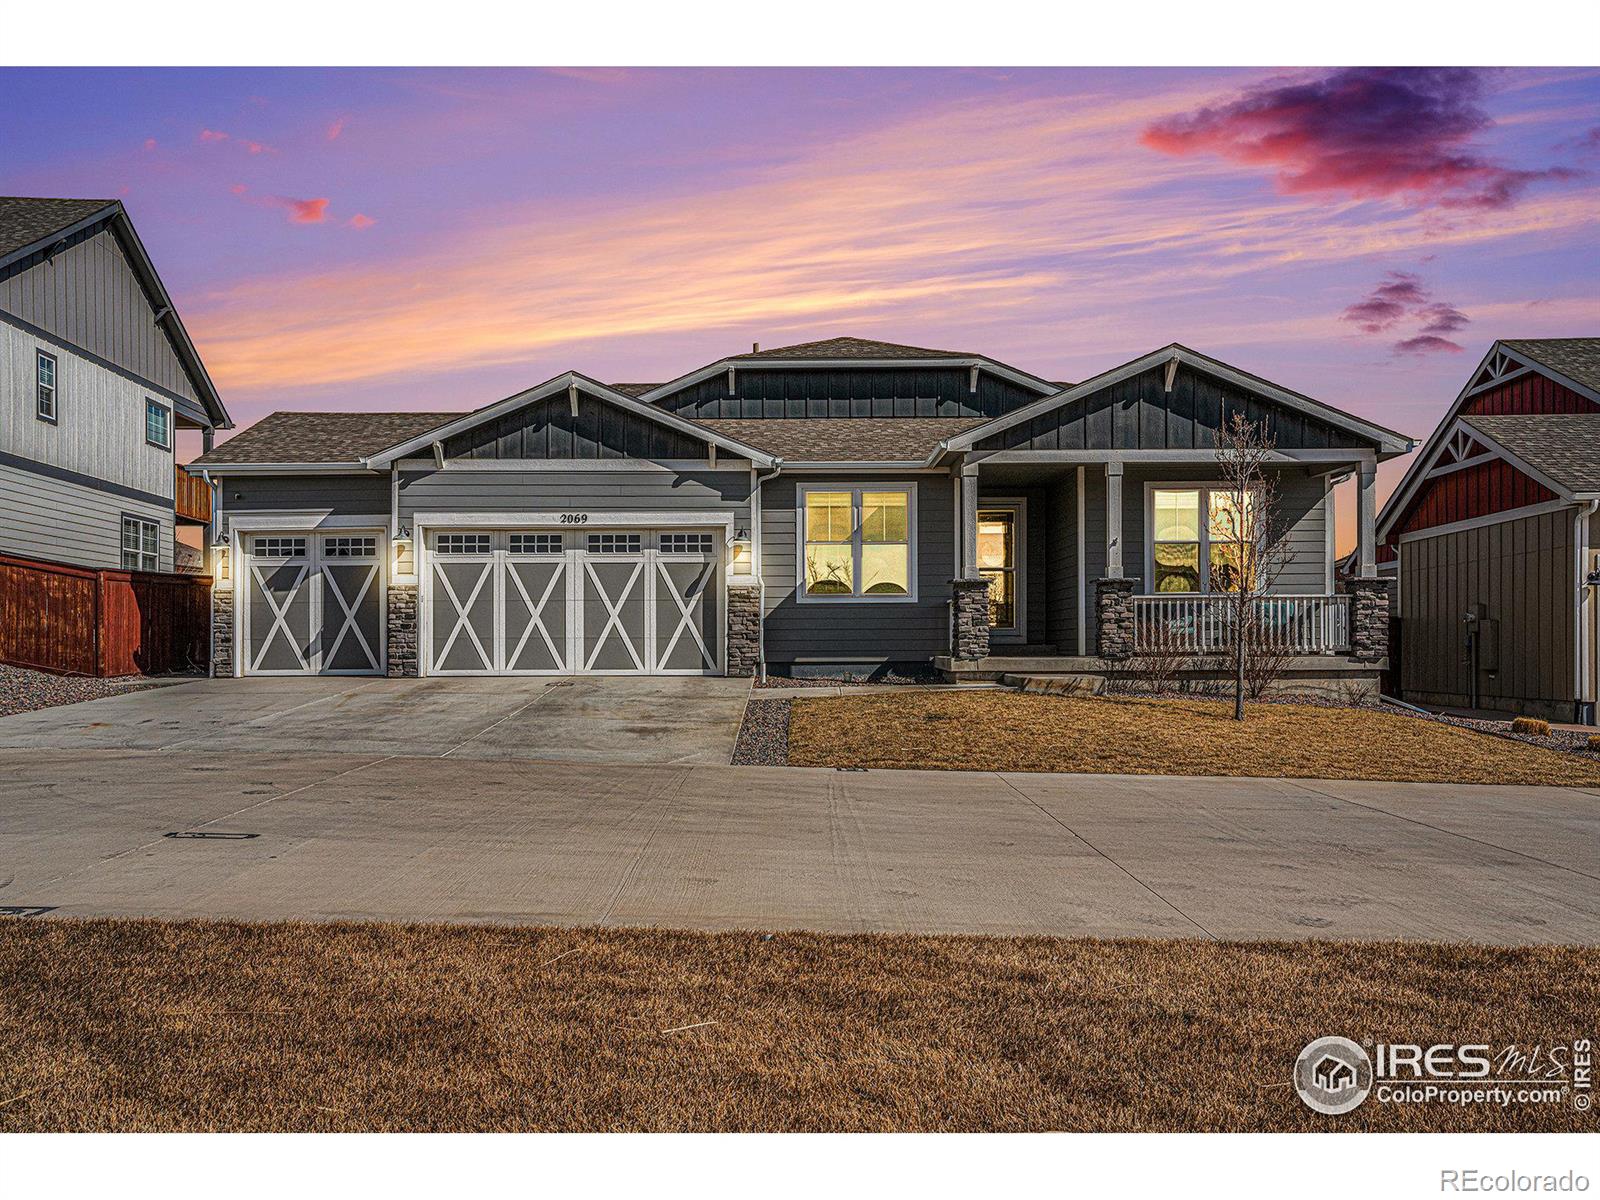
{"left": 0, "top": 663, "right": 178, "bottom": 718}
{"left": 732, "top": 697, "right": 790, "bottom": 765}
{"left": 1406, "top": 708, "right": 1600, "bottom": 763}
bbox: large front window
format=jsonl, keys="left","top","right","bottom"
{"left": 802, "top": 486, "right": 913, "bottom": 599}
{"left": 1150, "top": 487, "right": 1256, "bottom": 594}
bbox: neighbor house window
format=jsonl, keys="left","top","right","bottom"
{"left": 121, "top": 515, "right": 160, "bottom": 572}
{"left": 801, "top": 486, "right": 913, "bottom": 599}
{"left": 145, "top": 399, "right": 171, "bottom": 449}
{"left": 36, "top": 350, "right": 57, "bottom": 422}
{"left": 1150, "top": 487, "right": 1256, "bottom": 593}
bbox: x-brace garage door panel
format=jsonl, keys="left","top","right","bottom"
{"left": 424, "top": 528, "right": 722, "bottom": 676}
{"left": 243, "top": 534, "right": 384, "bottom": 676}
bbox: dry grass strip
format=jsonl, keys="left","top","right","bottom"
{"left": 0, "top": 918, "right": 1595, "bottom": 1132}
{"left": 787, "top": 692, "right": 1600, "bottom": 785}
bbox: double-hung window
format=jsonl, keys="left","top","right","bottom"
{"left": 1150, "top": 486, "right": 1255, "bottom": 594}
{"left": 36, "top": 350, "right": 57, "bottom": 423}
{"left": 121, "top": 515, "right": 160, "bottom": 572}
{"left": 145, "top": 399, "right": 171, "bottom": 449}
{"left": 800, "top": 486, "right": 914, "bottom": 600}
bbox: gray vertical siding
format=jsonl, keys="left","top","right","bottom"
{"left": 1400, "top": 507, "right": 1576, "bottom": 713}
{"left": 759, "top": 472, "right": 955, "bottom": 664}
{"left": 1079, "top": 464, "right": 1328, "bottom": 594}
{"left": 0, "top": 223, "right": 200, "bottom": 403}
{"left": 1043, "top": 474, "right": 1080, "bottom": 653}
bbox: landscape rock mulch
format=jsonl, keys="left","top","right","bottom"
{"left": 753, "top": 665, "right": 941, "bottom": 689}
{"left": 1414, "top": 708, "right": 1600, "bottom": 764}
{"left": 0, "top": 664, "right": 175, "bottom": 718}
{"left": 732, "top": 697, "right": 790, "bottom": 765}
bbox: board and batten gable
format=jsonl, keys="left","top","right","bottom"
{"left": 652, "top": 366, "right": 1043, "bottom": 421}
{"left": 973, "top": 362, "right": 1370, "bottom": 453}
{"left": 0, "top": 221, "right": 201, "bottom": 408}
{"left": 759, "top": 472, "right": 955, "bottom": 666}
{"left": 444, "top": 391, "right": 711, "bottom": 461}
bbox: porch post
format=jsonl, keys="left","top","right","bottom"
{"left": 1357, "top": 460, "right": 1377, "bottom": 579}
{"left": 1104, "top": 462, "right": 1124, "bottom": 578}
{"left": 951, "top": 462, "right": 990, "bottom": 660}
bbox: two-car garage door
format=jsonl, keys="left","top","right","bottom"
{"left": 425, "top": 528, "right": 722, "bottom": 675}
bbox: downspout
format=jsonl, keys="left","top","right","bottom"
{"left": 752, "top": 460, "right": 783, "bottom": 682}
{"left": 1577, "top": 500, "right": 1598, "bottom": 724}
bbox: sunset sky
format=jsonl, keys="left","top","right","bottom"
{"left": 2, "top": 66, "right": 1597, "bottom": 543}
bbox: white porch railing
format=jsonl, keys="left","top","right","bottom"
{"left": 1132, "top": 594, "right": 1351, "bottom": 655}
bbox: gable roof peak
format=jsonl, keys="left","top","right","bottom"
{"left": 734, "top": 335, "right": 975, "bottom": 361}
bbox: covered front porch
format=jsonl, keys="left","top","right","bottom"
{"left": 936, "top": 449, "right": 1392, "bottom": 689}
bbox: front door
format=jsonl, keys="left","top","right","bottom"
{"left": 977, "top": 503, "right": 1024, "bottom": 641}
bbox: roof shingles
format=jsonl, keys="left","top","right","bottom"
{"left": 697, "top": 417, "right": 985, "bottom": 461}
{"left": 0, "top": 197, "right": 115, "bottom": 259}
{"left": 192, "top": 411, "right": 459, "bottom": 465}
{"left": 1502, "top": 338, "right": 1600, "bottom": 394}
{"left": 1463, "top": 413, "right": 1600, "bottom": 495}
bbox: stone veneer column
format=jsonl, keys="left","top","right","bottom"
{"left": 726, "top": 583, "right": 761, "bottom": 677}
{"left": 1094, "top": 577, "right": 1136, "bottom": 661}
{"left": 210, "top": 587, "right": 234, "bottom": 678}
{"left": 951, "top": 578, "right": 991, "bottom": 660}
{"left": 387, "top": 584, "right": 419, "bottom": 677}
{"left": 1347, "top": 577, "right": 1393, "bottom": 664}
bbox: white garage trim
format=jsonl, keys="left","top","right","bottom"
{"left": 236, "top": 524, "right": 387, "bottom": 677}
{"left": 412, "top": 511, "right": 735, "bottom": 529}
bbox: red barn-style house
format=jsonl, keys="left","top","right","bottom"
{"left": 1377, "top": 339, "right": 1600, "bottom": 724}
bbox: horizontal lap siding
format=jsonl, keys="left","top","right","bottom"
{"left": 218, "top": 475, "right": 391, "bottom": 536}
{"left": 654, "top": 367, "right": 1040, "bottom": 420}
{"left": 1400, "top": 510, "right": 1574, "bottom": 710}
{"left": 1082, "top": 465, "right": 1327, "bottom": 593}
{"left": 398, "top": 469, "right": 751, "bottom": 526}
{"left": 0, "top": 462, "right": 172, "bottom": 572}
{"left": 760, "top": 473, "right": 954, "bottom": 663}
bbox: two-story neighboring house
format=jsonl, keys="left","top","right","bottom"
{"left": 1, "top": 197, "right": 231, "bottom": 574}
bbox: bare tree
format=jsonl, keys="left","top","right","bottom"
{"left": 1213, "top": 412, "right": 1292, "bottom": 720}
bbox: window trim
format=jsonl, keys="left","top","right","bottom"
{"left": 36, "top": 349, "right": 58, "bottom": 424}
{"left": 977, "top": 497, "right": 1027, "bottom": 641}
{"left": 120, "top": 513, "right": 161, "bottom": 573}
{"left": 795, "top": 482, "right": 919, "bottom": 604}
{"left": 1143, "top": 481, "right": 1258, "bottom": 596}
{"left": 145, "top": 398, "right": 172, "bottom": 450}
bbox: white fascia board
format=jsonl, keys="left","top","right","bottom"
{"left": 392, "top": 457, "right": 749, "bottom": 473}
{"left": 196, "top": 462, "right": 381, "bottom": 475}
{"left": 940, "top": 345, "right": 1414, "bottom": 458}
{"left": 227, "top": 512, "right": 390, "bottom": 531}
{"left": 638, "top": 356, "right": 1059, "bottom": 404}
{"left": 1395, "top": 498, "right": 1588, "bottom": 544}
{"left": 411, "top": 511, "right": 736, "bottom": 530}
{"left": 780, "top": 461, "right": 948, "bottom": 472}
{"left": 364, "top": 372, "right": 774, "bottom": 468}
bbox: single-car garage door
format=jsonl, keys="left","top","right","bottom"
{"left": 240, "top": 532, "right": 385, "bottom": 675}
{"left": 425, "top": 528, "right": 721, "bottom": 676}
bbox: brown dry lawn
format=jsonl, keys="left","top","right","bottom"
{"left": 1, "top": 919, "right": 1595, "bottom": 1133}
{"left": 787, "top": 692, "right": 1600, "bottom": 785}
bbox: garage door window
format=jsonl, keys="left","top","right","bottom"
{"left": 659, "top": 532, "right": 714, "bottom": 554}
{"left": 323, "top": 536, "right": 376, "bottom": 558}
{"left": 252, "top": 537, "right": 306, "bottom": 558}
{"left": 510, "top": 533, "right": 563, "bottom": 554}
{"left": 801, "top": 486, "right": 915, "bottom": 601}
{"left": 437, "top": 533, "right": 491, "bottom": 554}
{"left": 588, "top": 533, "right": 642, "bottom": 554}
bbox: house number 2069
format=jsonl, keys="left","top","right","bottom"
{"left": 558, "top": 513, "right": 589, "bottom": 524}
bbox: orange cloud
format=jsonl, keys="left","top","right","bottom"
{"left": 326, "top": 117, "right": 346, "bottom": 141}
{"left": 346, "top": 213, "right": 375, "bottom": 230}
{"left": 199, "top": 128, "right": 229, "bottom": 143}
{"left": 279, "top": 197, "right": 330, "bottom": 224}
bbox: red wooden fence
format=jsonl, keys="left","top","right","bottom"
{"left": 0, "top": 552, "right": 211, "bottom": 677}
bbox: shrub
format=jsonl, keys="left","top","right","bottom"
{"left": 1511, "top": 716, "right": 1551, "bottom": 737}
{"left": 1587, "top": 734, "right": 1600, "bottom": 752}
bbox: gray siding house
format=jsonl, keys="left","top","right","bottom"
{"left": 0, "top": 197, "right": 231, "bottom": 573}
{"left": 190, "top": 338, "right": 1409, "bottom": 685}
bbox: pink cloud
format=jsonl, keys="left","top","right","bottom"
{"left": 1395, "top": 335, "right": 1465, "bottom": 355}
{"left": 346, "top": 213, "right": 376, "bottom": 230}
{"left": 230, "top": 183, "right": 249, "bottom": 196}
{"left": 326, "top": 117, "right": 347, "bottom": 141}
{"left": 243, "top": 140, "right": 273, "bottom": 155}
{"left": 1341, "top": 271, "right": 1470, "bottom": 354}
{"left": 199, "top": 128, "right": 230, "bottom": 143}
{"left": 1142, "top": 68, "right": 1576, "bottom": 210}
{"left": 279, "top": 197, "right": 330, "bottom": 224}
{"left": 143, "top": 137, "right": 158, "bottom": 151}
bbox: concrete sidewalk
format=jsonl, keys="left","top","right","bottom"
{"left": 3, "top": 748, "right": 1596, "bottom": 942}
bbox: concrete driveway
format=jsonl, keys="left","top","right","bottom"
{"left": 1, "top": 737, "right": 1596, "bottom": 942}
{"left": 0, "top": 676, "right": 752, "bottom": 764}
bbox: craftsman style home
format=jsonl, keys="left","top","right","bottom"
{"left": 190, "top": 337, "right": 1409, "bottom": 688}
{"left": 1378, "top": 338, "right": 1600, "bottom": 724}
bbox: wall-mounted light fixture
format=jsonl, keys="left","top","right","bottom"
{"left": 729, "top": 528, "right": 753, "bottom": 575}
{"left": 392, "top": 529, "right": 417, "bottom": 583}
{"left": 211, "top": 541, "right": 231, "bottom": 589}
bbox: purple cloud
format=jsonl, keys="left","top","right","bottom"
{"left": 1342, "top": 271, "right": 1470, "bottom": 353}
{"left": 1395, "top": 334, "right": 1465, "bottom": 355}
{"left": 1142, "top": 68, "right": 1575, "bottom": 209}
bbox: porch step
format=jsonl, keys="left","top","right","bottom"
{"left": 1000, "top": 673, "right": 1107, "bottom": 697}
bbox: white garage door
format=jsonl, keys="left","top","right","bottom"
{"left": 241, "top": 532, "right": 385, "bottom": 675}
{"left": 425, "top": 528, "right": 721, "bottom": 676}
